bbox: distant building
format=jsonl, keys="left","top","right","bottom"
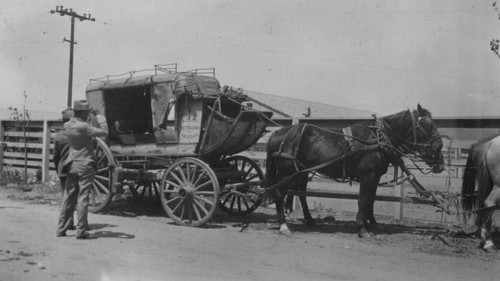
{"left": 0, "top": 108, "right": 60, "bottom": 121}
{"left": 242, "top": 90, "right": 374, "bottom": 119}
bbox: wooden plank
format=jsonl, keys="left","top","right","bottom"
{"left": 0, "top": 121, "right": 4, "bottom": 171}
{"left": 41, "top": 121, "right": 51, "bottom": 182}
{"left": 3, "top": 158, "right": 45, "bottom": 168}
{"left": 3, "top": 151, "right": 50, "bottom": 160}
{"left": 4, "top": 131, "right": 59, "bottom": 139}
{"left": 4, "top": 131, "right": 44, "bottom": 138}
{"left": 2, "top": 142, "right": 50, "bottom": 149}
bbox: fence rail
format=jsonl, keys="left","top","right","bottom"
{"left": 0, "top": 120, "right": 62, "bottom": 181}
{"left": 1, "top": 116, "right": 499, "bottom": 224}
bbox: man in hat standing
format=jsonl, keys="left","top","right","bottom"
{"left": 56, "top": 100, "right": 108, "bottom": 239}
{"left": 54, "top": 108, "right": 75, "bottom": 231}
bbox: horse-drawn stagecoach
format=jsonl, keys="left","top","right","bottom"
{"left": 85, "top": 64, "right": 272, "bottom": 226}
{"left": 82, "top": 64, "right": 461, "bottom": 238}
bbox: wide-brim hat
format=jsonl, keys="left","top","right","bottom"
{"left": 73, "top": 100, "right": 90, "bottom": 111}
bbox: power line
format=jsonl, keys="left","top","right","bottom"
{"left": 50, "top": 5, "right": 95, "bottom": 108}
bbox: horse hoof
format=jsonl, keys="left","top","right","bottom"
{"left": 279, "top": 224, "right": 292, "bottom": 236}
{"left": 358, "top": 232, "right": 373, "bottom": 239}
{"left": 483, "top": 241, "right": 497, "bottom": 253}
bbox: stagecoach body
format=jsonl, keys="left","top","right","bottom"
{"left": 85, "top": 65, "right": 272, "bottom": 226}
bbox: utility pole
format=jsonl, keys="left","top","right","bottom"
{"left": 50, "top": 6, "right": 95, "bottom": 108}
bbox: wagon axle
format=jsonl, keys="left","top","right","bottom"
{"left": 178, "top": 185, "right": 195, "bottom": 199}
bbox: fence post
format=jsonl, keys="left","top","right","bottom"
{"left": 0, "top": 121, "right": 4, "bottom": 173}
{"left": 41, "top": 120, "right": 51, "bottom": 182}
{"left": 393, "top": 166, "right": 404, "bottom": 220}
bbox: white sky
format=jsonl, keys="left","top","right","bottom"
{"left": 1, "top": 0, "right": 500, "bottom": 117}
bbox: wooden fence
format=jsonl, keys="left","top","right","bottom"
{"left": 1, "top": 116, "right": 499, "bottom": 224}
{"left": 0, "top": 120, "right": 63, "bottom": 182}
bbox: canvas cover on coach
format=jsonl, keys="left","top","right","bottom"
{"left": 86, "top": 72, "right": 221, "bottom": 97}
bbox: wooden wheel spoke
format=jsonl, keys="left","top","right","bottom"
{"left": 166, "top": 195, "right": 181, "bottom": 205}
{"left": 165, "top": 180, "right": 181, "bottom": 190}
{"left": 170, "top": 171, "right": 184, "bottom": 186}
{"left": 179, "top": 202, "right": 187, "bottom": 220}
{"left": 195, "top": 190, "right": 215, "bottom": 196}
{"left": 171, "top": 197, "right": 185, "bottom": 214}
{"left": 193, "top": 197, "right": 209, "bottom": 216}
{"left": 195, "top": 194, "right": 214, "bottom": 206}
{"left": 91, "top": 183, "right": 105, "bottom": 203}
{"left": 229, "top": 196, "right": 236, "bottom": 210}
{"left": 243, "top": 199, "right": 251, "bottom": 210}
{"left": 94, "top": 178, "right": 110, "bottom": 195}
{"left": 163, "top": 188, "right": 179, "bottom": 195}
{"left": 178, "top": 164, "right": 188, "bottom": 183}
{"left": 190, "top": 165, "right": 198, "bottom": 182}
{"left": 221, "top": 193, "right": 232, "bottom": 205}
{"left": 185, "top": 164, "right": 192, "bottom": 183}
{"left": 192, "top": 170, "right": 207, "bottom": 186}
{"left": 94, "top": 174, "right": 109, "bottom": 183}
{"left": 140, "top": 184, "right": 148, "bottom": 199}
{"left": 96, "top": 167, "right": 109, "bottom": 174}
{"left": 194, "top": 180, "right": 212, "bottom": 191}
{"left": 191, "top": 200, "right": 203, "bottom": 221}
{"left": 246, "top": 173, "right": 259, "bottom": 181}
{"left": 187, "top": 199, "right": 193, "bottom": 223}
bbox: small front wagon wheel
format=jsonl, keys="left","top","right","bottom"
{"left": 160, "top": 158, "right": 220, "bottom": 227}
{"left": 219, "top": 155, "right": 264, "bottom": 216}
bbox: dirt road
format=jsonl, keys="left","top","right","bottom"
{"left": 0, "top": 186, "right": 498, "bottom": 281}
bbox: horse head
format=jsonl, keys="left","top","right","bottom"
{"left": 412, "top": 104, "right": 444, "bottom": 173}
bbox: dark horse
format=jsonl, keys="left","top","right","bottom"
{"left": 264, "top": 104, "right": 444, "bottom": 237}
{"left": 462, "top": 135, "right": 500, "bottom": 252}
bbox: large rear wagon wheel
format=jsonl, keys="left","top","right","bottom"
{"left": 160, "top": 158, "right": 220, "bottom": 227}
{"left": 89, "top": 138, "right": 115, "bottom": 213}
{"left": 219, "top": 155, "right": 264, "bottom": 216}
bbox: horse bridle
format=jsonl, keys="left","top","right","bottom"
{"left": 380, "top": 110, "right": 441, "bottom": 164}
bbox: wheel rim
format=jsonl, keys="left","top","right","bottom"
{"left": 219, "top": 155, "right": 264, "bottom": 216}
{"left": 89, "top": 138, "right": 114, "bottom": 213}
{"left": 160, "top": 158, "right": 220, "bottom": 227}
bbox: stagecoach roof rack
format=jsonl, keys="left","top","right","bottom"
{"left": 88, "top": 63, "right": 215, "bottom": 84}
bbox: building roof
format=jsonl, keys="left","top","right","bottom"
{"left": 0, "top": 108, "right": 61, "bottom": 121}
{"left": 242, "top": 89, "right": 374, "bottom": 119}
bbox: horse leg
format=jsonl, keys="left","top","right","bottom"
{"left": 482, "top": 185, "right": 500, "bottom": 251}
{"left": 357, "top": 173, "right": 379, "bottom": 238}
{"left": 480, "top": 210, "right": 496, "bottom": 252}
{"left": 293, "top": 174, "right": 315, "bottom": 227}
{"left": 284, "top": 195, "right": 294, "bottom": 215}
{"left": 273, "top": 191, "right": 292, "bottom": 236}
{"left": 366, "top": 183, "right": 379, "bottom": 231}
{"left": 299, "top": 195, "right": 316, "bottom": 227}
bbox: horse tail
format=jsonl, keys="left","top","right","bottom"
{"left": 461, "top": 149, "right": 477, "bottom": 213}
{"left": 462, "top": 143, "right": 492, "bottom": 214}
